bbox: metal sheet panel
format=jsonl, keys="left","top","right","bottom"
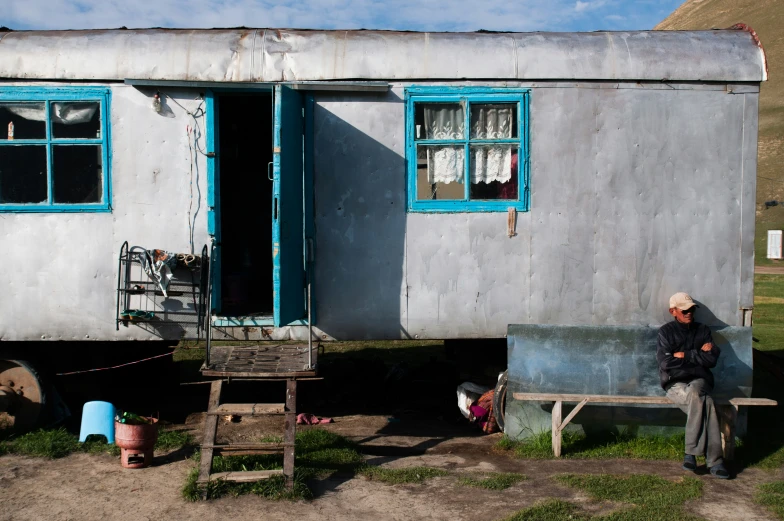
{"left": 527, "top": 87, "right": 597, "bottom": 325}
{"left": 589, "top": 88, "right": 746, "bottom": 326}
{"left": 739, "top": 93, "right": 759, "bottom": 307}
{"left": 405, "top": 211, "right": 532, "bottom": 338}
{"left": 0, "top": 29, "right": 767, "bottom": 83}
{"left": 310, "top": 89, "right": 408, "bottom": 339}
{"left": 0, "top": 84, "right": 211, "bottom": 340}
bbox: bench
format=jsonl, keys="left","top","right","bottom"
{"left": 506, "top": 324, "right": 778, "bottom": 459}
{"left": 512, "top": 392, "right": 776, "bottom": 458}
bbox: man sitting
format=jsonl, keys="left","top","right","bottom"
{"left": 656, "top": 292, "right": 730, "bottom": 479}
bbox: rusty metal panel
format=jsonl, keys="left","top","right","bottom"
{"left": 0, "top": 29, "right": 767, "bottom": 83}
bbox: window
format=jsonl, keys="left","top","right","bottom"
{"left": 405, "top": 87, "right": 529, "bottom": 213}
{"left": 0, "top": 87, "right": 111, "bottom": 212}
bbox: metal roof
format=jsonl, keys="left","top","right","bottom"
{"left": 0, "top": 28, "right": 768, "bottom": 83}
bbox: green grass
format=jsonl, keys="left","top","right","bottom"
{"left": 502, "top": 499, "right": 588, "bottom": 521}
{"left": 756, "top": 481, "right": 784, "bottom": 520}
{"left": 360, "top": 466, "right": 448, "bottom": 484}
{"left": 0, "top": 427, "right": 192, "bottom": 459}
{"left": 458, "top": 472, "right": 527, "bottom": 490}
{"left": 753, "top": 274, "right": 784, "bottom": 355}
{"left": 0, "top": 428, "right": 119, "bottom": 458}
{"left": 182, "top": 429, "right": 449, "bottom": 501}
{"left": 155, "top": 429, "right": 194, "bottom": 451}
{"left": 496, "top": 431, "right": 685, "bottom": 461}
{"left": 552, "top": 474, "right": 705, "bottom": 521}
{"left": 501, "top": 475, "right": 707, "bottom": 521}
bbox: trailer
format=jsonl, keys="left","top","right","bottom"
{"left": 0, "top": 28, "right": 767, "bottom": 440}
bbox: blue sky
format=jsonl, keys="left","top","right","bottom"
{"left": 1, "top": 0, "right": 684, "bottom": 32}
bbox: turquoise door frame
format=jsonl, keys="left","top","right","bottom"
{"left": 206, "top": 87, "right": 314, "bottom": 327}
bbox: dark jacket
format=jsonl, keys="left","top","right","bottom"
{"left": 656, "top": 320, "right": 720, "bottom": 390}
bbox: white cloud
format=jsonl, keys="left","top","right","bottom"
{"left": 574, "top": 0, "right": 610, "bottom": 13}
{"left": 0, "top": 0, "right": 682, "bottom": 32}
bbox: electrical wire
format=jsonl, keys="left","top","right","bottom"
{"left": 55, "top": 351, "right": 174, "bottom": 376}
{"left": 187, "top": 125, "right": 195, "bottom": 254}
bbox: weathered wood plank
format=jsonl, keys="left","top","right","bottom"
{"left": 552, "top": 400, "right": 562, "bottom": 458}
{"left": 209, "top": 470, "right": 284, "bottom": 483}
{"left": 558, "top": 397, "right": 589, "bottom": 433}
{"left": 284, "top": 379, "right": 297, "bottom": 489}
{"left": 207, "top": 403, "right": 285, "bottom": 415}
{"left": 512, "top": 393, "right": 777, "bottom": 406}
{"left": 197, "top": 380, "right": 223, "bottom": 492}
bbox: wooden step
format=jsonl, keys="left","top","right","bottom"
{"left": 204, "top": 469, "right": 284, "bottom": 483}
{"left": 202, "top": 443, "right": 289, "bottom": 456}
{"left": 206, "top": 403, "right": 285, "bottom": 415}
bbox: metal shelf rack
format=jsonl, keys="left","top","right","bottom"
{"left": 115, "top": 241, "right": 209, "bottom": 340}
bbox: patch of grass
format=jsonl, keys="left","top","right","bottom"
{"left": 155, "top": 430, "right": 194, "bottom": 451}
{"left": 5, "top": 428, "right": 81, "bottom": 458}
{"left": 503, "top": 499, "right": 588, "bottom": 521}
{"left": 0, "top": 427, "right": 185, "bottom": 459}
{"left": 458, "top": 472, "right": 526, "bottom": 490}
{"left": 756, "top": 481, "right": 784, "bottom": 520}
{"left": 183, "top": 429, "right": 368, "bottom": 501}
{"left": 496, "top": 431, "right": 685, "bottom": 461}
{"left": 555, "top": 474, "right": 705, "bottom": 521}
{"left": 172, "top": 347, "right": 206, "bottom": 362}
{"left": 259, "top": 435, "right": 283, "bottom": 444}
{"left": 360, "top": 465, "right": 448, "bottom": 484}
{"left": 556, "top": 474, "right": 702, "bottom": 507}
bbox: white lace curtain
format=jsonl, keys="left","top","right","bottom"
{"left": 0, "top": 102, "right": 98, "bottom": 125}
{"left": 425, "top": 104, "right": 513, "bottom": 185}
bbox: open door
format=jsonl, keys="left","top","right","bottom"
{"left": 273, "top": 84, "right": 306, "bottom": 326}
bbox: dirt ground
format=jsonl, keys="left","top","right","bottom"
{"left": 755, "top": 266, "right": 784, "bottom": 274}
{"left": 1, "top": 414, "right": 782, "bottom": 521}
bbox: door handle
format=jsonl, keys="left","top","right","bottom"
{"left": 267, "top": 162, "right": 274, "bottom": 181}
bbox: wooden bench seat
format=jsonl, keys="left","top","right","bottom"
{"left": 512, "top": 392, "right": 777, "bottom": 458}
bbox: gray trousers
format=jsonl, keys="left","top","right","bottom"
{"left": 666, "top": 378, "right": 724, "bottom": 468}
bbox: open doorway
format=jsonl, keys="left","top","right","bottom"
{"left": 217, "top": 94, "right": 274, "bottom": 316}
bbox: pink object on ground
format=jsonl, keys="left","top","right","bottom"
{"left": 296, "top": 413, "right": 333, "bottom": 425}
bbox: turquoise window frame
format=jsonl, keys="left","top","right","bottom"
{"left": 0, "top": 86, "right": 112, "bottom": 213}
{"left": 405, "top": 87, "right": 530, "bottom": 213}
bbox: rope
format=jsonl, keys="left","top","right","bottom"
{"left": 55, "top": 351, "right": 174, "bottom": 376}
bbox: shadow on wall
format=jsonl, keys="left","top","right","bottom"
{"left": 312, "top": 91, "right": 409, "bottom": 339}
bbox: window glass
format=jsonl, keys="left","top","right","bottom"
{"left": 51, "top": 102, "right": 101, "bottom": 139}
{"left": 414, "top": 103, "right": 465, "bottom": 140}
{"left": 469, "top": 146, "right": 519, "bottom": 200}
{"left": 0, "top": 103, "right": 46, "bottom": 140}
{"left": 0, "top": 88, "right": 110, "bottom": 211}
{"left": 416, "top": 145, "right": 464, "bottom": 200}
{"left": 470, "top": 104, "right": 517, "bottom": 139}
{"left": 53, "top": 145, "right": 103, "bottom": 203}
{"left": 0, "top": 146, "right": 48, "bottom": 203}
{"left": 407, "top": 89, "right": 528, "bottom": 212}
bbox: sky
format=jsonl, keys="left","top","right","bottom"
{"left": 0, "top": 0, "right": 685, "bottom": 32}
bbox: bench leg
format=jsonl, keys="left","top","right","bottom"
{"left": 719, "top": 404, "right": 738, "bottom": 462}
{"left": 552, "top": 401, "right": 562, "bottom": 457}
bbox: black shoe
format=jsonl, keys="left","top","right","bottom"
{"left": 709, "top": 463, "right": 730, "bottom": 479}
{"left": 682, "top": 454, "right": 697, "bottom": 471}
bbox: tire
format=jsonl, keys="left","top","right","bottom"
{"left": 493, "top": 370, "right": 508, "bottom": 433}
{"left": 0, "top": 359, "right": 48, "bottom": 432}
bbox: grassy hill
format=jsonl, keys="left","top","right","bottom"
{"left": 656, "top": 0, "right": 784, "bottom": 265}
